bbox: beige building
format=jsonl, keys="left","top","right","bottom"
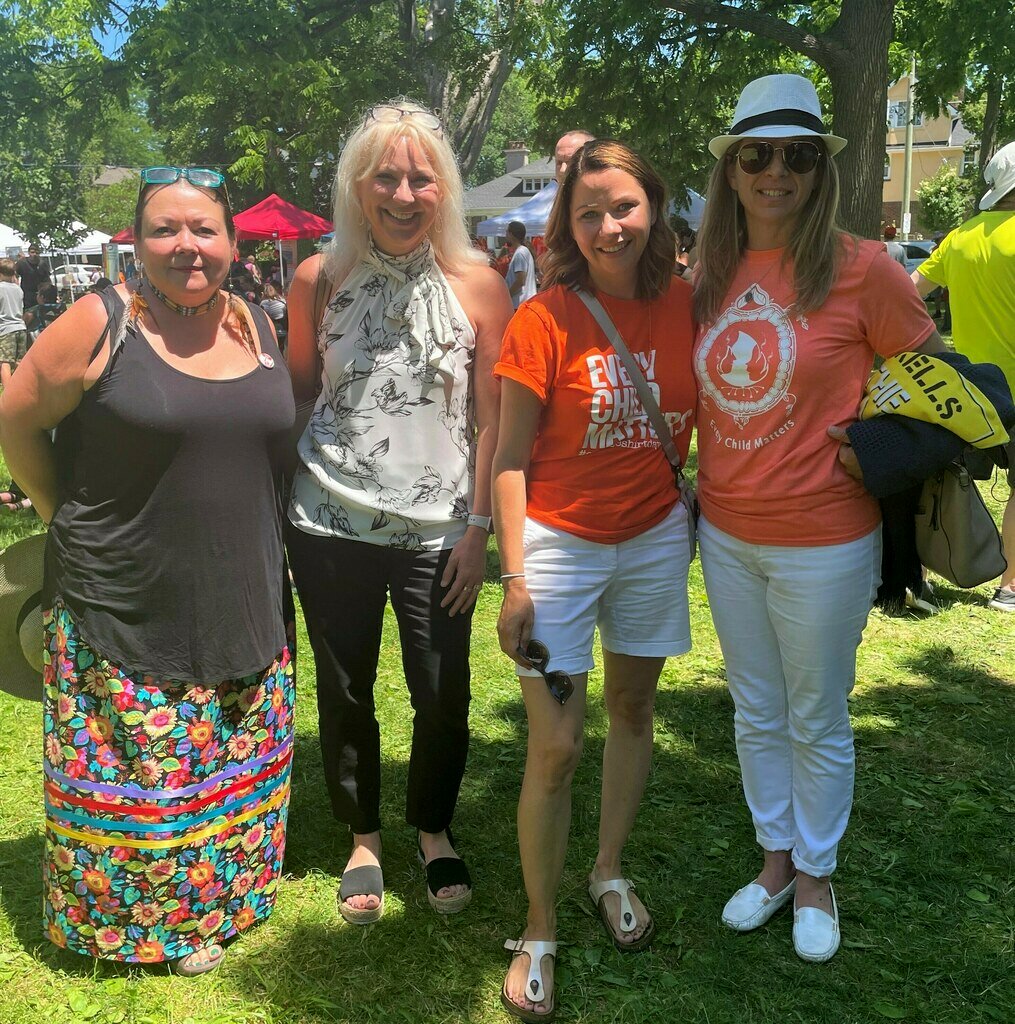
{"left": 883, "top": 75, "right": 976, "bottom": 235}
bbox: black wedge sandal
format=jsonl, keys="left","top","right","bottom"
{"left": 417, "top": 827, "right": 472, "bottom": 914}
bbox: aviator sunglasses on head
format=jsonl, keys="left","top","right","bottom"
{"left": 733, "top": 140, "right": 823, "bottom": 175}
{"left": 140, "top": 166, "right": 227, "bottom": 189}
{"left": 521, "top": 639, "right": 574, "bottom": 706}
{"left": 366, "top": 105, "right": 444, "bottom": 136}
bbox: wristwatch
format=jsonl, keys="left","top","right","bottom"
{"left": 467, "top": 513, "right": 493, "bottom": 532}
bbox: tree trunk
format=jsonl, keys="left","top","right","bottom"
{"left": 662, "top": 0, "right": 897, "bottom": 237}
{"left": 979, "top": 72, "right": 1003, "bottom": 179}
{"left": 815, "top": 0, "right": 895, "bottom": 237}
{"left": 411, "top": 0, "right": 516, "bottom": 178}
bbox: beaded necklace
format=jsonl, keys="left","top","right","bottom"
{"left": 147, "top": 281, "right": 220, "bottom": 317}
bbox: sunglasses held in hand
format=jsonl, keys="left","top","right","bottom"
{"left": 521, "top": 639, "right": 574, "bottom": 706}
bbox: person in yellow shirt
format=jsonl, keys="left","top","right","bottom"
{"left": 913, "top": 141, "right": 1015, "bottom": 612}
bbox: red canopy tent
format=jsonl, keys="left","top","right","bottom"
{"left": 111, "top": 227, "right": 134, "bottom": 243}
{"left": 232, "top": 194, "right": 332, "bottom": 288}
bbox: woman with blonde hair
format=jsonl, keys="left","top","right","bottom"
{"left": 285, "top": 100, "right": 512, "bottom": 923}
{"left": 494, "top": 139, "right": 696, "bottom": 1019}
{"left": 693, "top": 75, "right": 945, "bottom": 962}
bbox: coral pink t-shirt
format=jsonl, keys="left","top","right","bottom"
{"left": 496, "top": 279, "right": 696, "bottom": 544}
{"left": 694, "top": 240, "right": 935, "bottom": 546}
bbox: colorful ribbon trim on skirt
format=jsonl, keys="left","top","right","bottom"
{"left": 44, "top": 739, "right": 291, "bottom": 850}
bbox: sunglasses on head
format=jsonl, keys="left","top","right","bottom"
{"left": 140, "top": 166, "right": 227, "bottom": 189}
{"left": 522, "top": 639, "right": 574, "bottom": 706}
{"left": 366, "top": 104, "right": 444, "bottom": 136}
{"left": 733, "top": 140, "right": 823, "bottom": 175}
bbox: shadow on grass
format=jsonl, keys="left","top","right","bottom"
{"left": 2, "top": 644, "right": 1012, "bottom": 1020}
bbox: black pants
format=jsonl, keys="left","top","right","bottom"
{"left": 286, "top": 525, "right": 473, "bottom": 834}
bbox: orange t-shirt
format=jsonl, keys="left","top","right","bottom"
{"left": 694, "top": 239, "right": 935, "bottom": 546}
{"left": 496, "top": 278, "right": 696, "bottom": 543}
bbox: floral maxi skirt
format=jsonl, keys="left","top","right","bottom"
{"left": 41, "top": 603, "right": 294, "bottom": 962}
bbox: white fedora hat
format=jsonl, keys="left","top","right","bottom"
{"left": 709, "top": 74, "right": 847, "bottom": 159}
{"left": 979, "top": 141, "right": 1015, "bottom": 210}
{"left": 0, "top": 533, "right": 46, "bottom": 702}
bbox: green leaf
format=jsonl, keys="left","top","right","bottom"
{"left": 873, "top": 1001, "right": 908, "bottom": 1019}
{"left": 68, "top": 991, "right": 90, "bottom": 1013}
{"left": 966, "top": 888, "right": 990, "bottom": 903}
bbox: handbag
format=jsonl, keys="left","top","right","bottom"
{"left": 576, "top": 289, "right": 698, "bottom": 561}
{"left": 914, "top": 458, "right": 1006, "bottom": 588}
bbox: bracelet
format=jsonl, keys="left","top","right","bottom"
{"left": 500, "top": 572, "right": 526, "bottom": 581}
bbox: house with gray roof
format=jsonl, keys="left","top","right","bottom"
{"left": 464, "top": 143, "right": 556, "bottom": 231}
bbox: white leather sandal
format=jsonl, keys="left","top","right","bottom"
{"left": 501, "top": 937, "right": 557, "bottom": 1022}
{"left": 587, "top": 877, "right": 655, "bottom": 952}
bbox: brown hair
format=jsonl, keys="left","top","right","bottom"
{"left": 0, "top": 258, "right": 16, "bottom": 279}
{"left": 541, "top": 139, "right": 676, "bottom": 300}
{"left": 694, "top": 139, "right": 851, "bottom": 323}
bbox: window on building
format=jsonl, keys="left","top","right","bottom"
{"left": 521, "top": 177, "right": 553, "bottom": 194}
{"left": 887, "top": 100, "right": 923, "bottom": 129}
{"left": 884, "top": 153, "right": 891, "bottom": 180}
{"left": 960, "top": 149, "right": 977, "bottom": 176}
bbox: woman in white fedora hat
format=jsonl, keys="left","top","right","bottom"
{"left": 693, "top": 74, "right": 946, "bottom": 962}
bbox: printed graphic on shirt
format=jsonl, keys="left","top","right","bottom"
{"left": 696, "top": 284, "right": 802, "bottom": 448}
{"left": 582, "top": 348, "right": 692, "bottom": 453}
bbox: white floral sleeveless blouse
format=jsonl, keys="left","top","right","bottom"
{"left": 288, "top": 242, "right": 477, "bottom": 551}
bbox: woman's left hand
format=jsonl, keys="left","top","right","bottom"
{"left": 828, "top": 424, "right": 863, "bottom": 480}
{"left": 440, "top": 526, "right": 488, "bottom": 616}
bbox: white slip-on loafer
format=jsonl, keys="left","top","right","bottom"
{"left": 721, "top": 877, "right": 796, "bottom": 932}
{"left": 793, "top": 884, "right": 840, "bottom": 963}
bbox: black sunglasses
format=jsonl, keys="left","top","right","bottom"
{"left": 734, "top": 141, "right": 823, "bottom": 175}
{"left": 522, "top": 640, "right": 574, "bottom": 706}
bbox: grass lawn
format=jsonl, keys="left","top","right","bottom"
{"left": 0, "top": 464, "right": 1012, "bottom": 1024}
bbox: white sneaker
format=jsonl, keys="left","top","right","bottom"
{"left": 793, "top": 884, "right": 840, "bottom": 963}
{"left": 721, "top": 877, "right": 796, "bottom": 932}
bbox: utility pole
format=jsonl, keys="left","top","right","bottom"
{"left": 900, "top": 56, "right": 916, "bottom": 241}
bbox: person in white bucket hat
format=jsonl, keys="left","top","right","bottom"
{"left": 693, "top": 74, "right": 947, "bottom": 963}
{"left": 912, "top": 140, "right": 1015, "bottom": 613}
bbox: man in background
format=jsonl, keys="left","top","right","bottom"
{"left": 554, "top": 130, "right": 595, "bottom": 184}
{"left": 913, "top": 141, "right": 1015, "bottom": 612}
{"left": 504, "top": 220, "right": 536, "bottom": 309}
{"left": 15, "top": 246, "right": 50, "bottom": 309}
{"left": 883, "top": 224, "right": 906, "bottom": 265}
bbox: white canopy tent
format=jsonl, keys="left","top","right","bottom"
{"left": 0, "top": 221, "right": 31, "bottom": 252}
{"left": 675, "top": 189, "right": 706, "bottom": 231}
{"left": 476, "top": 182, "right": 558, "bottom": 238}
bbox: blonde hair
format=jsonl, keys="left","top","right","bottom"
{"left": 541, "top": 139, "right": 675, "bottom": 301}
{"left": 694, "top": 139, "right": 851, "bottom": 324}
{"left": 323, "top": 98, "right": 486, "bottom": 282}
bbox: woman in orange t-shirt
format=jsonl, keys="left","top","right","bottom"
{"left": 693, "top": 74, "right": 945, "bottom": 964}
{"left": 492, "top": 139, "right": 696, "bottom": 1020}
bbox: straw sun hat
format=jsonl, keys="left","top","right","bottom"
{"left": 0, "top": 533, "right": 46, "bottom": 702}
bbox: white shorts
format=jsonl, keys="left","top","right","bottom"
{"left": 518, "top": 502, "right": 692, "bottom": 677}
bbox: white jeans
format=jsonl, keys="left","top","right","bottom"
{"left": 699, "top": 516, "right": 881, "bottom": 877}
